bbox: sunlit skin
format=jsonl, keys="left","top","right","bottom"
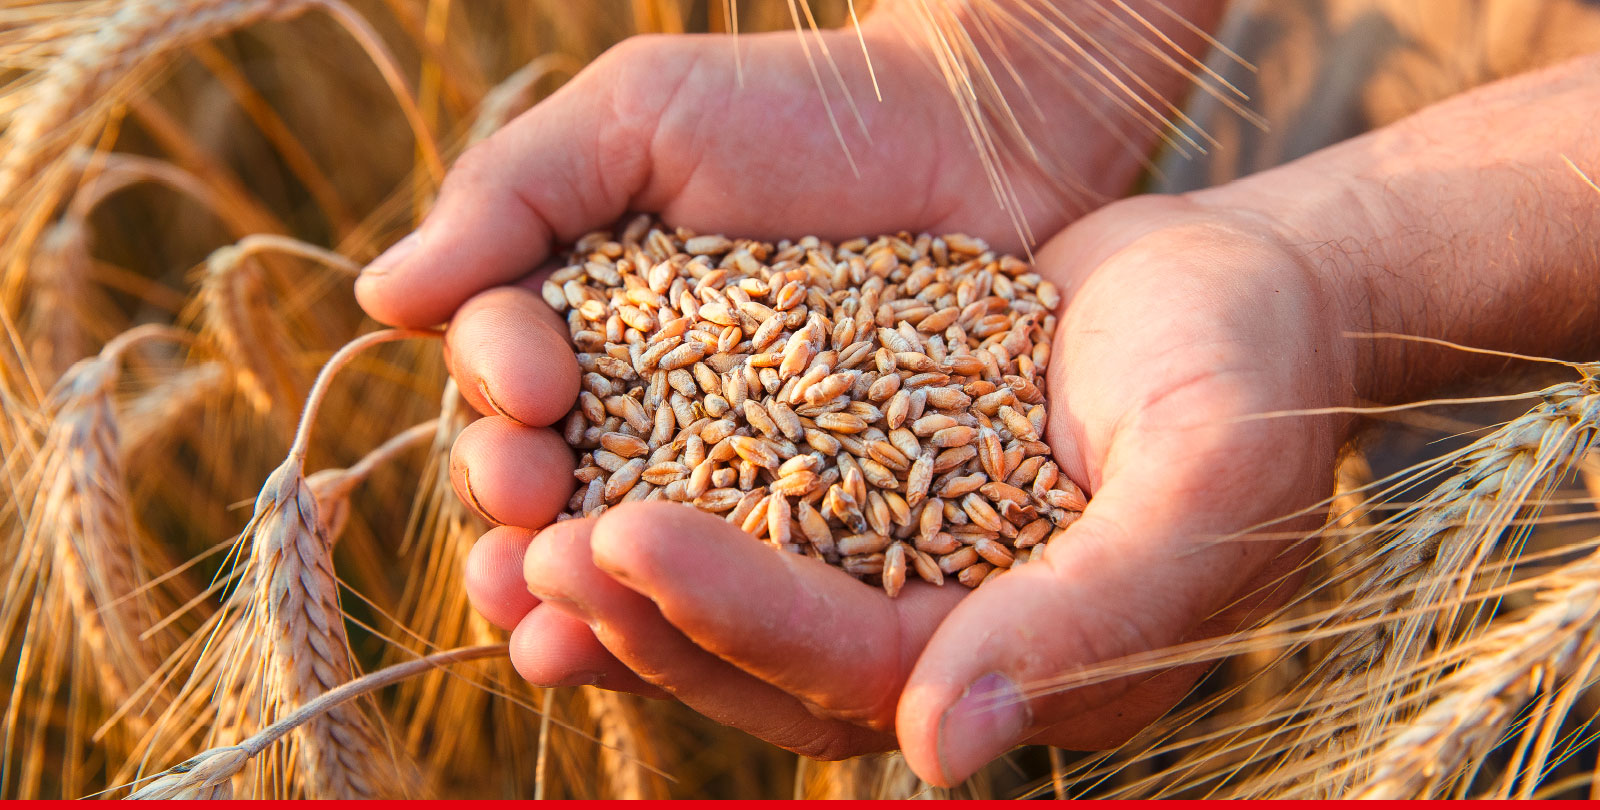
{"left": 356, "top": 5, "right": 1600, "bottom": 786}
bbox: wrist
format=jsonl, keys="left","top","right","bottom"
{"left": 1192, "top": 52, "right": 1600, "bottom": 404}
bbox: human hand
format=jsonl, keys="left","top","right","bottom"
{"left": 349, "top": 13, "right": 1239, "bottom": 759}
{"left": 458, "top": 194, "right": 1359, "bottom": 782}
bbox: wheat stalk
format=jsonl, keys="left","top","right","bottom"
{"left": 127, "top": 643, "right": 505, "bottom": 799}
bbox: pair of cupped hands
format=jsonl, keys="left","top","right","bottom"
{"left": 356, "top": 28, "right": 1359, "bottom": 784}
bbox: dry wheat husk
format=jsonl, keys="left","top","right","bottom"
{"left": 136, "top": 330, "right": 435, "bottom": 799}
{"left": 548, "top": 216, "right": 1083, "bottom": 596}
{"left": 0, "top": 325, "right": 193, "bottom": 798}
{"left": 1260, "top": 378, "right": 1600, "bottom": 796}
{"left": 1351, "top": 533, "right": 1600, "bottom": 799}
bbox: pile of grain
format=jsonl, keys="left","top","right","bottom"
{"left": 546, "top": 216, "right": 1086, "bottom": 596}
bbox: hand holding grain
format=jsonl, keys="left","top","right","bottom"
{"left": 354, "top": 21, "right": 1100, "bottom": 331}
{"left": 452, "top": 197, "right": 1356, "bottom": 783}
{"left": 350, "top": 16, "right": 1351, "bottom": 784}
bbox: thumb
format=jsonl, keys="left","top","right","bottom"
{"left": 895, "top": 421, "right": 1321, "bottom": 786}
{"left": 355, "top": 36, "right": 692, "bottom": 327}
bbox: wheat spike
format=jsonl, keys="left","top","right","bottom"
{"left": 0, "top": 0, "right": 440, "bottom": 306}
{"left": 30, "top": 327, "right": 191, "bottom": 696}
{"left": 1351, "top": 539, "right": 1600, "bottom": 798}
{"left": 229, "top": 329, "right": 436, "bottom": 798}
{"left": 586, "top": 689, "right": 669, "bottom": 799}
{"left": 1100, "top": 376, "right": 1600, "bottom": 799}
{"left": 0, "top": 0, "right": 311, "bottom": 205}
{"left": 0, "top": 325, "right": 191, "bottom": 797}
{"left": 23, "top": 220, "right": 94, "bottom": 382}
{"left": 996, "top": 374, "right": 1600, "bottom": 800}
{"left": 239, "top": 457, "right": 402, "bottom": 798}
{"left": 36, "top": 352, "right": 164, "bottom": 707}
{"left": 0, "top": 0, "right": 316, "bottom": 305}
{"left": 1278, "top": 378, "right": 1600, "bottom": 795}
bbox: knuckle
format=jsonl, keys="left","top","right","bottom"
{"left": 443, "top": 140, "right": 501, "bottom": 197}
{"left": 798, "top": 690, "right": 899, "bottom": 734}
{"left": 780, "top": 725, "right": 867, "bottom": 762}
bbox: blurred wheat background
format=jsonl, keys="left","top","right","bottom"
{"left": 2, "top": 0, "right": 1600, "bottom": 799}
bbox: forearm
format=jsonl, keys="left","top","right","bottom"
{"left": 1194, "top": 51, "right": 1600, "bottom": 403}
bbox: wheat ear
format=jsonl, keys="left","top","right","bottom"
{"left": 233, "top": 328, "right": 437, "bottom": 798}
{"left": 29, "top": 326, "right": 192, "bottom": 708}
{"left": 1351, "top": 539, "right": 1600, "bottom": 799}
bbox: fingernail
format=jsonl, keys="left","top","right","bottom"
{"left": 360, "top": 231, "right": 421, "bottom": 278}
{"left": 937, "top": 673, "right": 1030, "bottom": 784}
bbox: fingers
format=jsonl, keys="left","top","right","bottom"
{"left": 509, "top": 603, "right": 667, "bottom": 697}
{"left": 587, "top": 501, "right": 964, "bottom": 730}
{"left": 465, "top": 526, "right": 542, "bottom": 630}
{"left": 445, "top": 285, "right": 579, "bottom": 426}
{"left": 524, "top": 516, "right": 897, "bottom": 760}
{"left": 450, "top": 416, "right": 576, "bottom": 526}
{"left": 354, "top": 37, "right": 690, "bottom": 327}
{"left": 896, "top": 422, "right": 1318, "bottom": 786}
{"left": 468, "top": 526, "right": 666, "bottom": 697}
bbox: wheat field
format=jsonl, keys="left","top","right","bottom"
{"left": 2, "top": 0, "right": 1599, "bottom": 799}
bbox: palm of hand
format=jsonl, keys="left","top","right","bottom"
{"left": 598, "top": 29, "right": 1070, "bottom": 253}
{"left": 893, "top": 199, "right": 1351, "bottom": 757}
